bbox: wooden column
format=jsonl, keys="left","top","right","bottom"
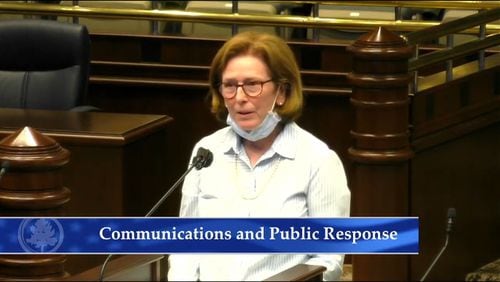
{"left": 0, "top": 127, "right": 71, "bottom": 280}
{"left": 346, "top": 27, "right": 414, "bottom": 281}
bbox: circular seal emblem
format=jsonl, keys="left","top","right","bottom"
{"left": 18, "top": 218, "right": 64, "bottom": 253}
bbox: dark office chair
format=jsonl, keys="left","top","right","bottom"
{"left": 0, "top": 19, "right": 99, "bottom": 111}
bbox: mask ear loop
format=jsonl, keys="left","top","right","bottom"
{"left": 269, "top": 84, "right": 282, "bottom": 113}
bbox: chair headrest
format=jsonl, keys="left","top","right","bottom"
{"left": 0, "top": 19, "right": 90, "bottom": 71}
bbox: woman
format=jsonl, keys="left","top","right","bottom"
{"left": 168, "top": 31, "right": 350, "bottom": 281}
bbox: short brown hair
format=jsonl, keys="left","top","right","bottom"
{"left": 208, "top": 31, "right": 303, "bottom": 123}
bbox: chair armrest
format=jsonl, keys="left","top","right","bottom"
{"left": 264, "top": 264, "right": 326, "bottom": 281}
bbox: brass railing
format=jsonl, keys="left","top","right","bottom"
{"left": 409, "top": 33, "right": 500, "bottom": 71}
{"left": 405, "top": 7, "right": 500, "bottom": 44}
{"left": 0, "top": 1, "right": 499, "bottom": 35}
{"left": 405, "top": 7, "right": 500, "bottom": 91}
{"left": 306, "top": 1, "right": 500, "bottom": 9}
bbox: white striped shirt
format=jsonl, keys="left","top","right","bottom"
{"left": 168, "top": 122, "right": 351, "bottom": 281}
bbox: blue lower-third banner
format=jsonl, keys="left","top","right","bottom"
{"left": 0, "top": 217, "right": 418, "bottom": 254}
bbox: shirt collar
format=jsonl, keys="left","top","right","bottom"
{"left": 271, "top": 122, "right": 297, "bottom": 160}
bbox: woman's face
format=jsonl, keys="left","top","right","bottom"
{"left": 222, "top": 54, "right": 285, "bottom": 131}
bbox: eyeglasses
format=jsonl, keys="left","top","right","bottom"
{"left": 219, "top": 79, "right": 273, "bottom": 98}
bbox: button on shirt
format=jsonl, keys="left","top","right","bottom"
{"left": 168, "top": 122, "right": 351, "bottom": 281}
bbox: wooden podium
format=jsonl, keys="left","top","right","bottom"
{"left": 65, "top": 255, "right": 165, "bottom": 281}
{"left": 0, "top": 108, "right": 173, "bottom": 276}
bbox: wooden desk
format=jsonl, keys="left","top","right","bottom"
{"left": 0, "top": 108, "right": 173, "bottom": 216}
{"left": 0, "top": 108, "right": 172, "bottom": 275}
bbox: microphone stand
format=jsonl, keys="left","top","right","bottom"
{"left": 145, "top": 164, "right": 197, "bottom": 217}
{"left": 98, "top": 148, "right": 212, "bottom": 281}
{"left": 420, "top": 208, "right": 456, "bottom": 281}
{"left": 419, "top": 232, "right": 450, "bottom": 281}
{"left": 98, "top": 166, "right": 195, "bottom": 281}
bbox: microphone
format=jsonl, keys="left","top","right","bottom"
{"left": 0, "top": 162, "right": 9, "bottom": 183}
{"left": 192, "top": 147, "right": 213, "bottom": 171}
{"left": 98, "top": 147, "right": 213, "bottom": 281}
{"left": 446, "top": 208, "right": 456, "bottom": 233}
{"left": 420, "top": 207, "right": 456, "bottom": 281}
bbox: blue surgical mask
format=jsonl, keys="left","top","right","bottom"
{"left": 226, "top": 93, "right": 282, "bottom": 142}
{"left": 227, "top": 111, "right": 281, "bottom": 142}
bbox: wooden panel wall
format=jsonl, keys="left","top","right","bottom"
{"left": 411, "top": 122, "right": 500, "bottom": 281}
{"left": 409, "top": 57, "right": 500, "bottom": 281}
